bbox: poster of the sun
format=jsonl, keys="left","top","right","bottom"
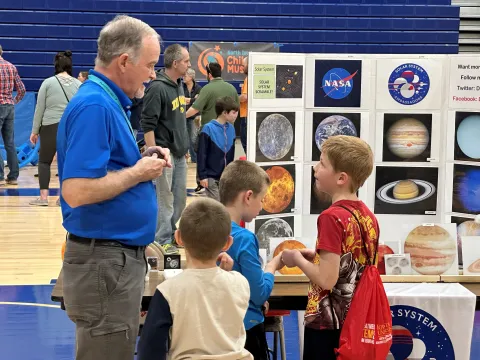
{"left": 255, "top": 112, "right": 296, "bottom": 163}
{"left": 374, "top": 166, "right": 439, "bottom": 215}
{"left": 259, "top": 164, "right": 298, "bottom": 216}
{"left": 380, "top": 113, "right": 433, "bottom": 162}
{"left": 313, "top": 59, "right": 363, "bottom": 108}
{"left": 454, "top": 112, "right": 480, "bottom": 162}
{"left": 254, "top": 216, "right": 296, "bottom": 258}
{"left": 400, "top": 223, "right": 458, "bottom": 275}
{"left": 310, "top": 112, "right": 361, "bottom": 163}
{"left": 452, "top": 164, "right": 480, "bottom": 215}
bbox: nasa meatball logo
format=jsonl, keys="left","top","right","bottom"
{"left": 390, "top": 305, "right": 454, "bottom": 360}
{"left": 321, "top": 68, "right": 357, "bottom": 100}
{"left": 314, "top": 59, "right": 362, "bottom": 108}
{"left": 388, "top": 63, "right": 430, "bottom": 106}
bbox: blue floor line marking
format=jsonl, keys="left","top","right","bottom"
{"left": 0, "top": 188, "right": 197, "bottom": 197}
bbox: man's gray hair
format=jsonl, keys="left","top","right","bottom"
{"left": 186, "top": 68, "right": 196, "bottom": 79}
{"left": 96, "top": 15, "right": 160, "bottom": 67}
{"left": 164, "top": 44, "right": 187, "bottom": 69}
{"left": 0, "top": 45, "right": 3, "bottom": 56}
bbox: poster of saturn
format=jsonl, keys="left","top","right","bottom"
{"left": 374, "top": 166, "right": 439, "bottom": 215}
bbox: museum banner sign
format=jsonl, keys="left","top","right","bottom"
{"left": 189, "top": 42, "right": 279, "bottom": 82}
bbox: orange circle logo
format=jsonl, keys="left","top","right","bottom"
{"left": 197, "top": 48, "right": 225, "bottom": 76}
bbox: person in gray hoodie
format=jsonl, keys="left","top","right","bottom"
{"left": 141, "top": 44, "right": 191, "bottom": 253}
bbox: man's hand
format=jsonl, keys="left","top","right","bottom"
{"left": 134, "top": 154, "right": 167, "bottom": 182}
{"left": 263, "top": 301, "right": 269, "bottom": 316}
{"left": 299, "top": 248, "right": 317, "bottom": 262}
{"left": 217, "top": 252, "right": 234, "bottom": 271}
{"left": 200, "top": 179, "right": 208, "bottom": 188}
{"left": 142, "top": 146, "right": 172, "bottom": 168}
{"left": 281, "top": 249, "right": 301, "bottom": 268}
{"left": 185, "top": 97, "right": 191, "bottom": 105}
{"left": 30, "top": 133, "right": 39, "bottom": 145}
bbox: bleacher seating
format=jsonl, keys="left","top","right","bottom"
{"left": 0, "top": 0, "right": 460, "bottom": 92}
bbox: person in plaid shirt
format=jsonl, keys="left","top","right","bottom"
{"left": 0, "top": 44, "right": 25, "bottom": 186}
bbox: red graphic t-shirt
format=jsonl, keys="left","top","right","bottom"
{"left": 305, "top": 200, "right": 379, "bottom": 330}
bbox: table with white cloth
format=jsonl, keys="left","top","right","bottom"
{"left": 298, "top": 282, "right": 476, "bottom": 360}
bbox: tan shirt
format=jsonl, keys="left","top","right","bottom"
{"left": 159, "top": 268, "right": 253, "bottom": 360}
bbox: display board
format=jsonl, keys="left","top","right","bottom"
{"left": 247, "top": 52, "right": 480, "bottom": 279}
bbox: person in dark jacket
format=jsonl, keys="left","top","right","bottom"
{"left": 197, "top": 96, "right": 239, "bottom": 201}
{"left": 141, "top": 44, "right": 191, "bottom": 253}
{"left": 183, "top": 68, "right": 202, "bottom": 163}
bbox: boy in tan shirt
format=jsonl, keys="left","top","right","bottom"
{"left": 138, "top": 198, "right": 252, "bottom": 360}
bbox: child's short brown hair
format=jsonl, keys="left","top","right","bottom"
{"left": 178, "top": 198, "right": 231, "bottom": 261}
{"left": 321, "top": 135, "right": 373, "bottom": 192}
{"left": 219, "top": 160, "right": 270, "bottom": 206}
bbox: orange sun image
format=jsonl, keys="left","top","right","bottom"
{"left": 263, "top": 166, "right": 295, "bottom": 213}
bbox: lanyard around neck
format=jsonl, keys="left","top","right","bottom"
{"left": 88, "top": 75, "right": 135, "bottom": 139}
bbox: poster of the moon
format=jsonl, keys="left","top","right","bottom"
{"left": 452, "top": 164, "right": 480, "bottom": 215}
{"left": 260, "top": 164, "right": 296, "bottom": 216}
{"left": 255, "top": 216, "right": 295, "bottom": 257}
{"left": 401, "top": 223, "right": 458, "bottom": 275}
{"left": 276, "top": 65, "right": 303, "bottom": 99}
{"left": 310, "top": 166, "right": 332, "bottom": 214}
{"left": 256, "top": 112, "right": 295, "bottom": 163}
{"left": 311, "top": 113, "right": 361, "bottom": 162}
{"left": 374, "top": 166, "right": 438, "bottom": 215}
{"left": 382, "top": 113, "right": 432, "bottom": 162}
{"left": 454, "top": 112, "right": 480, "bottom": 162}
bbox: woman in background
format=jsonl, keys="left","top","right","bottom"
{"left": 29, "top": 51, "right": 82, "bottom": 206}
{"left": 183, "top": 68, "right": 202, "bottom": 164}
{"left": 77, "top": 71, "right": 89, "bottom": 83}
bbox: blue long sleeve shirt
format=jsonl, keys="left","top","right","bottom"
{"left": 197, "top": 120, "right": 235, "bottom": 181}
{"left": 227, "top": 222, "right": 274, "bottom": 330}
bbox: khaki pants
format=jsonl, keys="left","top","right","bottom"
{"left": 62, "top": 238, "right": 147, "bottom": 360}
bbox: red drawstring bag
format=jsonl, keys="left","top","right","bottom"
{"left": 334, "top": 206, "right": 392, "bottom": 360}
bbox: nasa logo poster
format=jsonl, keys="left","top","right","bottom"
{"left": 314, "top": 60, "right": 362, "bottom": 108}
{"left": 389, "top": 305, "right": 455, "bottom": 359}
{"left": 388, "top": 63, "right": 430, "bottom": 105}
{"left": 376, "top": 58, "right": 444, "bottom": 110}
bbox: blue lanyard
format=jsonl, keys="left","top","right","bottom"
{"left": 88, "top": 74, "right": 135, "bottom": 139}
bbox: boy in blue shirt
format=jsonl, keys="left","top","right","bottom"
{"left": 219, "top": 160, "right": 285, "bottom": 360}
{"left": 197, "top": 96, "right": 238, "bottom": 201}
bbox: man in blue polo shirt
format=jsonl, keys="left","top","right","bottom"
{"left": 57, "top": 16, "right": 170, "bottom": 360}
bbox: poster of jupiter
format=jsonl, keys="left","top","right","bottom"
{"left": 382, "top": 113, "right": 432, "bottom": 162}
{"left": 256, "top": 112, "right": 295, "bottom": 163}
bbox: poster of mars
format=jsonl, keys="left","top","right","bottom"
{"left": 374, "top": 166, "right": 438, "bottom": 215}
{"left": 381, "top": 113, "right": 432, "bottom": 162}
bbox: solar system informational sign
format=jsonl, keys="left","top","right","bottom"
{"left": 376, "top": 58, "right": 444, "bottom": 110}
{"left": 374, "top": 112, "right": 441, "bottom": 163}
{"left": 249, "top": 52, "right": 305, "bottom": 109}
{"left": 449, "top": 56, "right": 480, "bottom": 110}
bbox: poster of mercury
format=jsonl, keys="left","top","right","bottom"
{"left": 255, "top": 112, "right": 296, "bottom": 163}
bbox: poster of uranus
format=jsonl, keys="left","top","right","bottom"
{"left": 255, "top": 112, "right": 296, "bottom": 163}
{"left": 454, "top": 112, "right": 480, "bottom": 162}
{"left": 374, "top": 166, "right": 439, "bottom": 215}
{"left": 381, "top": 113, "right": 432, "bottom": 162}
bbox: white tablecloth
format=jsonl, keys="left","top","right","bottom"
{"left": 298, "top": 283, "right": 476, "bottom": 360}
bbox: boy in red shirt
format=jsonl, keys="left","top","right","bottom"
{"left": 281, "top": 135, "right": 379, "bottom": 360}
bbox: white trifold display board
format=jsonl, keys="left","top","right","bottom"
{"left": 247, "top": 52, "right": 480, "bottom": 273}
{"left": 297, "top": 283, "right": 476, "bottom": 360}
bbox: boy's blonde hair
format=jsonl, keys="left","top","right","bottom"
{"left": 219, "top": 160, "right": 270, "bottom": 206}
{"left": 321, "top": 135, "right": 373, "bottom": 192}
{"left": 179, "top": 198, "right": 231, "bottom": 261}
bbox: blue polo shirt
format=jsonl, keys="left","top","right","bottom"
{"left": 56, "top": 70, "right": 157, "bottom": 246}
